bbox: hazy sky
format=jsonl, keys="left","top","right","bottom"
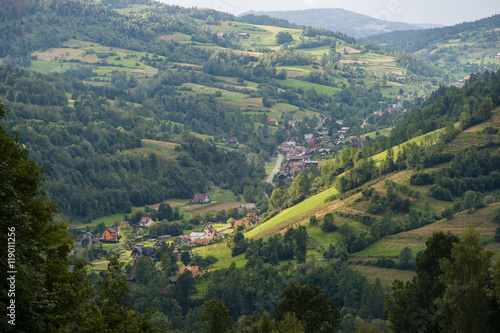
{"left": 159, "top": 0, "right": 500, "bottom": 26}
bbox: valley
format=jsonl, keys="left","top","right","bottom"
{"left": 2, "top": 0, "right": 500, "bottom": 332}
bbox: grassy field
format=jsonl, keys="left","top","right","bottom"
{"left": 246, "top": 185, "right": 339, "bottom": 239}
{"left": 278, "top": 78, "right": 340, "bottom": 95}
{"left": 75, "top": 208, "right": 141, "bottom": 230}
{"left": 349, "top": 264, "right": 415, "bottom": 289}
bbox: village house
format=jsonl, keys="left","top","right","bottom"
{"left": 277, "top": 171, "right": 294, "bottom": 180}
{"left": 154, "top": 239, "right": 165, "bottom": 248}
{"left": 226, "top": 136, "right": 239, "bottom": 147}
{"left": 203, "top": 225, "right": 218, "bottom": 239}
{"left": 190, "top": 231, "right": 206, "bottom": 241}
{"left": 179, "top": 266, "right": 202, "bottom": 276}
{"left": 288, "top": 120, "right": 298, "bottom": 127}
{"left": 318, "top": 148, "right": 331, "bottom": 156}
{"left": 114, "top": 221, "right": 130, "bottom": 228}
{"left": 192, "top": 238, "right": 210, "bottom": 245}
{"left": 304, "top": 160, "right": 319, "bottom": 167}
{"left": 335, "top": 119, "right": 344, "bottom": 125}
{"left": 233, "top": 220, "right": 253, "bottom": 228}
{"left": 190, "top": 193, "right": 210, "bottom": 204}
{"left": 291, "top": 136, "right": 300, "bottom": 143}
{"left": 131, "top": 246, "right": 156, "bottom": 260}
{"left": 304, "top": 133, "right": 314, "bottom": 140}
{"left": 267, "top": 118, "right": 278, "bottom": 125}
{"left": 75, "top": 232, "right": 99, "bottom": 246}
{"left": 238, "top": 32, "right": 250, "bottom": 38}
{"left": 216, "top": 32, "right": 224, "bottom": 39}
{"left": 138, "top": 216, "right": 153, "bottom": 227}
{"left": 286, "top": 153, "right": 311, "bottom": 162}
{"left": 101, "top": 227, "right": 118, "bottom": 241}
{"left": 158, "top": 235, "right": 171, "bottom": 240}
{"left": 246, "top": 212, "right": 260, "bottom": 222}
{"left": 239, "top": 203, "right": 256, "bottom": 211}
{"left": 176, "top": 235, "right": 191, "bottom": 247}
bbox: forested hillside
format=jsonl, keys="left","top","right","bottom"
{"left": 241, "top": 8, "right": 428, "bottom": 38}
{"left": 0, "top": 0, "right": 455, "bottom": 221}
{"left": 3, "top": 0, "right": 500, "bottom": 332}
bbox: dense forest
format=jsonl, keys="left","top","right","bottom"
{"left": 366, "top": 14, "right": 500, "bottom": 53}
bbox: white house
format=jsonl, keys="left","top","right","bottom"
{"left": 138, "top": 216, "right": 153, "bottom": 227}
{"left": 190, "top": 231, "right": 206, "bottom": 241}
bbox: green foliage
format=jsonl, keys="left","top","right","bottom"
{"left": 274, "top": 312, "right": 305, "bottom": 333}
{"left": 434, "top": 226, "right": 496, "bottom": 332}
{"left": 0, "top": 100, "right": 83, "bottom": 331}
{"left": 320, "top": 213, "right": 337, "bottom": 232}
{"left": 275, "top": 32, "right": 294, "bottom": 45}
{"left": 274, "top": 282, "right": 340, "bottom": 333}
{"left": 385, "top": 229, "right": 500, "bottom": 333}
{"left": 200, "top": 299, "right": 234, "bottom": 333}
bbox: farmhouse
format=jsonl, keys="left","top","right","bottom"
{"left": 101, "top": 227, "right": 118, "bottom": 241}
{"left": 176, "top": 235, "right": 191, "bottom": 247}
{"left": 226, "top": 136, "right": 239, "bottom": 147}
{"left": 179, "top": 266, "right": 202, "bottom": 276}
{"left": 190, "top": 231, "right": 206, "bottom": 241}
{"left": 245, "top": 212, "right": 260, "bottom": 222}
{"left": 233, "top": 220, "right": 253, "bottom": 228}
{"left": 192, "top": 238, "right": 210, "bottom": 245}
{"left": 131, "top": 246, "right": 156, "bottom": 259}
{"left": 203, "top": 225, "right": 218, "bottom": 239}
{"left": 114, "top": 221, "right": 130, "bottom": 227}
{"left": 190, "top": 193, "right": 210, "bottom": 204}
{"left": 239, "top": 203, "right": 256, "bottom": 211}
{"left": 138, "top": 216, "right": 153, "bottom": 227}
{"left": 75, "top": 232, "right": 99, "bottom": 246}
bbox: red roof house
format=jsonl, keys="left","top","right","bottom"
{"left": 138, "top": 217, "right": 153, "bottom": 227}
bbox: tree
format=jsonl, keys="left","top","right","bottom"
{"left": 309, "top": 215, "right": 318, "bottom": 226}
{"left": 181, "top": 250, "right": 192, "bottom": 266}
{"left": 274, "top": 312, "right": 305, "bottom": 333}
{"left": 294, "top": 226, "right": 308, "bottom": 263}
{"left": 119, "top": 224, "right": 135, "bottom": 247}
{"left": 200, "top": 299, "right": 234, "bottom": 333}
{"left": 274, "top": 282, "right": 340, "bottom": 333}
{"left": 321, "top": 213, "right": 337, "bottom": 232}
{"left": 398, "top": 247, "right": 415, "bottom": 270}
{"left": 434, "top": 226, "right": 495, "bottom": 333}
{"left": 386, "top": 231, "right": 459, "bottom": 332}
{"left": 78, "top": 255, "right": 161, "bottom": 332}
{"left": 276, "top": 32, "right": 293, "bottom": 45}
{"left": 0, "top": 101, "right": 84, "bottom": 332}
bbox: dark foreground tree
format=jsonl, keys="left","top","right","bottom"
{"left": 200, "top": 299, "right": 234, "bottom": 333}
{"left": 0, "top": 101, "right": 160, "bottom": 332}
{"left": 386, "top": 231, "right": 459, "bottom": 332}
{"left": 0, "top": 100, "right": 83, "bottom": 331}
{"left": 274, "top": 282, "right": 340, "bottom": 333}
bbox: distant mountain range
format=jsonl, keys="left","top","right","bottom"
{"left": 240, "top": 8, "right": 442, "bottom": 38}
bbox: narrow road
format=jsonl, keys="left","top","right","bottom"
{"left": 266, "top": 153, "right": 283, "bottom": 184}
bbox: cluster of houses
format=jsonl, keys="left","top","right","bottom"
{"left": 216, "top": 31, "right": 250, "bottom": 39}
{"left": 127, "top": 214, "right": 259, "bottom": 284}
{"left": 100, "top": 218, "right": 153, "bottom": 242}
{"left": 484, "top": 53, "right": 500, "bottom": 60}
{"left": 373, "top": 102, "right": 404, "bottom": 117}
{"left": 277, "top": 118, "right": 352, "bottom": 179}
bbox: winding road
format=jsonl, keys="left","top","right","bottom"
{"left": 266, "top": 153, "right": 284, "bottom": 184}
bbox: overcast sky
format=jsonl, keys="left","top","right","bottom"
{"left": 159, "top": 0, "right": 500, "bottom": 26}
